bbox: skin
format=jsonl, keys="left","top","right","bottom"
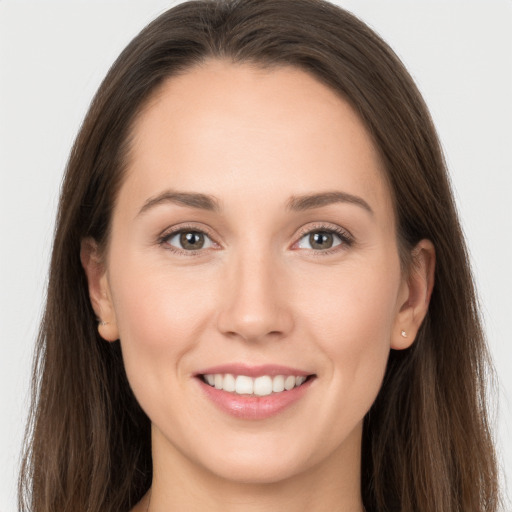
{"left": 82, "top": 60, "right": 435, "bottom": 512}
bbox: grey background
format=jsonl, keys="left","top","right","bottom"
{"left": 1, "top": 1, "right": 511, "bottom": 510}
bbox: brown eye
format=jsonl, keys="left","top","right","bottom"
{"left": 296, "top": 229, "right": 346, "bottom": 251}
{"left": 309, "top": 231, "right": 334, "bottom": 250}
{"left": 165, "top": 230, "right": 214, "bottom": 252}
{"left": 180, "top": 231, "right": 205, "bottom": 250}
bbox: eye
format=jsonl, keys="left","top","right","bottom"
{"left": 295, "top": 226, "right": 352, "bottom": 252}
{"left": 163, "top": 229, "right": 215, "bottom": 252}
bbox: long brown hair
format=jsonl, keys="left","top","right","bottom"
{"left": 19, "top": 1, "right": 499, "bottom": 511}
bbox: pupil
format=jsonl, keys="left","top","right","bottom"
{"left": 180, "top": 231, "right": 204, "bottom": 250}
{"left": 310, "top": 231, "right": 333, "bottom": 249}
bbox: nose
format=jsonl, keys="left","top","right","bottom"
{"left": 216, "top": 249, "right": 294, "bottom": 343}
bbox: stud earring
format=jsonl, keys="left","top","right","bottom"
{"left": 400, "top": 330, "right": 408, "bottom": 338}
{"left": 99, "top": 320, "right": 109, "bottom": 326}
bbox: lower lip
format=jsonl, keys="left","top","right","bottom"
{"left": 197, "top": 377, "right": 314, "bottom": 420}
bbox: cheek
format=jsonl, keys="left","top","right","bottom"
{"left": 297, "top": 260, "right": 399, "bottom": 408}
{"left": 106, "top": 253, "right": 214, "bottom": 405}
{"left": 116, "top": 277, "right": 208, "bottom": 346}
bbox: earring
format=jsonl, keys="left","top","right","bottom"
{"left": 400, "top": 330, "right": 408, "bottom": 338}
{"left": 99, "top": 320, "right": 109, "bottom": 326}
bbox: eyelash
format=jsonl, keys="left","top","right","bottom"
{"left": 157, "top": 223, "right": 217, "bottom": 257}
{"left": 295, "top": 223, "right": 354, "bottom": 256}
{"left": 157, "top": 222, "right": 354, "bottom": 257}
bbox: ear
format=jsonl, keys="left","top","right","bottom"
{"left": 391, "top": 239, "right": 435, "bottom": 350}
{"left": 80, "top": 237, "right": 119, "bottom": 342}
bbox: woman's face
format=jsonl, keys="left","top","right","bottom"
{"left": 89, "top": 60, "right": 420, "bottom": 484}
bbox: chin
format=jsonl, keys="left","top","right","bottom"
{"left": 201, "top": 453, "right": 309, "bottom": 485}
{"left": 187, "top": 430, "right": 333, "bottom": 486}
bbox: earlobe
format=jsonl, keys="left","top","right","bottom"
{"left": 80, "top": 237, "right": 119, "bottom": 342}
{"left": 391, "top": 239, "right": 435, "bottom": 350}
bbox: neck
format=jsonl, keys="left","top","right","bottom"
{"left": 142, "top": 423, "right": 364, "bottom": 512}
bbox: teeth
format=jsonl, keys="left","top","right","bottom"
{"left": 202, "top": 373, "right": 309, "bottom": 395}
{"left": 223, "top": 373, "right": 236, "bottom": 392}
{"left": 284, "top": 375, "right": 296, "bottom": 391}
{"left": 235, "top": 375, "right": 253, "bottom": 394}
{"left": 272, "top": 375, "right": 285, "bottom": 393}
{"left": 253, "top": 376, "right": 273, "bottom": 396}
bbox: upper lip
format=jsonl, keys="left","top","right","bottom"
{"left": 195, "top": 363, "right": 313, "bottom": 378}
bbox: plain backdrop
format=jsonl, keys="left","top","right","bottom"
{"left": 1, "top": 1, "right": 511, "bottom": 510}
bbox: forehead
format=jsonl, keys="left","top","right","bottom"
{"left": 120, "top": 59, "right": 393, "bottom": 223}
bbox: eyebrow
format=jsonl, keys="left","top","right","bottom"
{"left": 286, "top": 191, "right": 373, "bottom": 215}
{"left": 137, "top": 189, "right": 373, "bottom": 216}
{"left": 138, "top": 190, "right": 221, "bottom": 216}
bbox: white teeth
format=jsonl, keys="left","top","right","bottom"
{"left": 235, "top": 375, "right": 253, "bottom": 394}
{"left": 272, "top": 375, "right": 285, "bottom": 393}
{"left": 202, "top": 373, "right": 309, "bottom": 395}
{"left": 284, "top": 375, "right": 296, "bottom": 391}
{"left": 223, "top": 373, "right": 236, "bottom": 392}
{"left": 295, "top": 376, "right": 306, "bottom": 386}
{"left": 253, "top": 376, "right": 273, "bottom": 396}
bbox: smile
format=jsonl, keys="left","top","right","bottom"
{"left": 201, "top": 373, "right": 308, "bottom": 396}
{"left": 196, "top": 365, "right": 316, "bottom": 420}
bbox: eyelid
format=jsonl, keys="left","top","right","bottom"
{"left": 291, "top": 222, "right": 354, "bottom": 255}
{"left": 157, "top": 221, "right": 354, "bottom": 257}
{"left": 158, "top": 223, "right": 220, "bottom": 255}
{"left": 295, "top": 222, "right": 353, "bottom": 240}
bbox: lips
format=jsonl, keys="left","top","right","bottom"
{"left": 195, "top": 364, "right": 316, "bottom": 419}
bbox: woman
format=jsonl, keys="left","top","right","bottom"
{"left": 18, "top": 0, "right": 500, "bottom": 511}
